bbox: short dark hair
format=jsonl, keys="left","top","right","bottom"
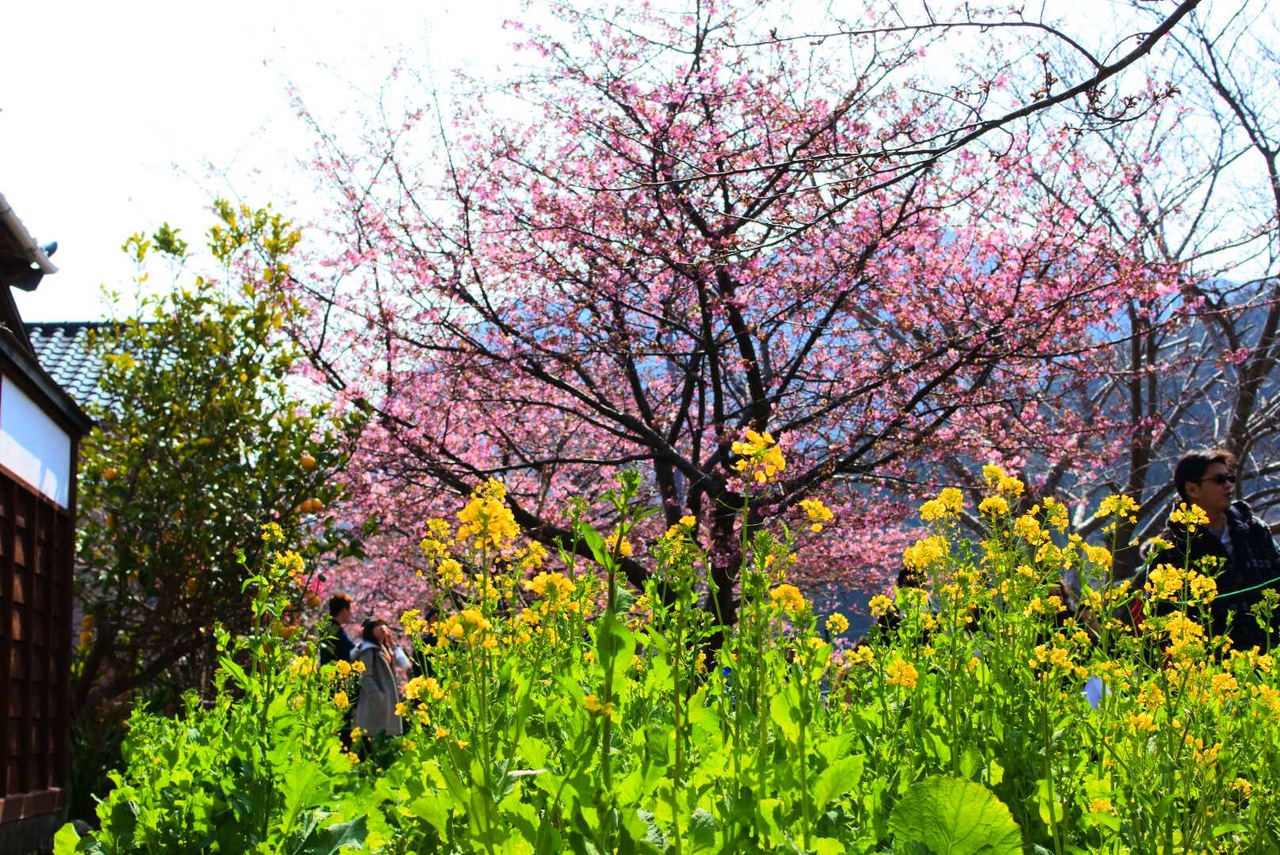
{"left": 361, "top": 618, "right": 387, "bottom": 643}
{"left": 1173, "top": 448, "right": 1237, "bottom": 502}
{"left": 328, "top": 592, "right": 353, "bottom": 618}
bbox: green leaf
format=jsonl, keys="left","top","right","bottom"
{"left": 279, "top": 761, "right": 324, "bottom": 834}
{"left": 813, "top": 755, "right": 864, "bottom": 808}
{"left": 812, "top": 838, "right": 846, "bottom": 855}
{"left": 52, "top": 822, "right": 88, "bottom": 855}
{"left": 888, "top": 776, "right": 1022, "bottom": 855}
{"left": 296, "top": 814, "right": 368, "bottom": 855}
{"left": 755, "top": 798, "right": 785, "bottom": 849}
{"left": 769, "top": 690, "right": 800, "bottom": 742}
{"left": 1034, "top": 778, "right": 1064, "bottom": 826}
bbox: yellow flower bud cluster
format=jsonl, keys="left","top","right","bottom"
{"left": 798, "top": 498, "right": 835, "bottom": 533}
{"left": 903, "top": 535, "right": 949, "bottom": 573}
{"left": 732, "top": 429, "right": 786, "bottom": 484}
{"left": 1095, "top": 493, "right": 1139, "bottom": 534}
{"left": 457, "top": 479, "right": 521, "bottom": 549}
{"left": 825, "top": 612, "right": 850, "bottom": 635}
{"left": 981, "top": 464, "right": 1025, "bottom": 498}
{"left": 769, "top": 583, "right": 808, "bottom": 615}
{"left": 920, "top": 487, "right": 964, "bottom": 522}
{"left": 1169, "top": 502, "right": 1210, "bottom": 529}
{"left": 885, "top": 658, "right": 918, "bottom": 689}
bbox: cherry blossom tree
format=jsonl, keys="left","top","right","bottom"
{"left": 288, "top": 0, "right": 1200, "bottom": 622}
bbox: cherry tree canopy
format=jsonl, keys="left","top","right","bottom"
{"left": 289, "top": 0, "right": 1198, "bottom": 621}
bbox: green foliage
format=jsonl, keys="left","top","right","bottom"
{"left": 63, "top": 464, "right": 1280, "bottom": 852}
{"left": 74, "top": 202, "right": 365, "bottom": 724}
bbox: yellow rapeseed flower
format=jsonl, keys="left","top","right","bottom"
{"left": 885, "top": 658, "right": 918, "bottom": 689}
{"left": 437, "top": 558, "right": 465, "bottom": 587}
{"left": 1082, "top": 543, "right": 1112, "bottom": 570}
{"left": 524, "top": 571, "right": 576, "bottom": 600}
{"left": 1129, "top": 711, "right": 1157, "bottom": 733}
{"left": 583, "top": 694, "right": 614, "bottom": 719}
{"left": 518, "top": 541, "right": 549, "bottom": 570}
{"left": 458, "top": 608, "right": 492, "bottom": 635}
{"left": 457, "top": 479, "right": 520, "bottom": 549}
{"left": 868, "top": 595, "right": 894, "bottom": 619}
{"left": 825, "top": 612, "right": 850, "bottom": 635}
{"left": 1088, "top": 798, "right": 1115, "bottom": 816}
{"left": 978, "top": 495, "right": 1009, "bottom": 517}
{"left": 610, "top": 531, "right": 634, "bottom": 557}
{"left": 333, "top": 691, "right": 349, "bottom": 710}
{"left": 769, "top": 583, "right": 808, "bottom": 615}
{"left": 261, "top": 522, "right": 285, "bottom": 544}
{"left": 903, "top": 535, "right": 949, "bottom": 572}
{"left": 732, "top": 429, "right": 786, "bottom": 484}
{"left": 1169, "top": 502, "right": 1210, "bottom": 529}
{"left": 919, "top": 486, "right": 963, "bottom": 522}
{"left": 799, "top": 498, "right": 835, "bottom": 533}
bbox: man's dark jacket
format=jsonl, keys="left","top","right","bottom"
{"left": 318, "top": 616, "right": 355, "bottom": 666}
{"left": 1155, "top": 500, "right": 1280, "bottom": 651}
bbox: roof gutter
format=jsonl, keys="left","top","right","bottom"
{"left": 0, "top": 191, "right": 58, "bottom": 279}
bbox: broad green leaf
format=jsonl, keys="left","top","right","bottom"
{"left": 296, "top": 814, "right": 368, "bottom": 855}
{"left": 812, "top": 838, "right": 846, "bottom": 855}
{"left": 52, "top": 823, "right": 85, "bottom": 855}
{"left": 1035, "top": 778, "right": 1065, "bottom": 826}
{"left": 688, "top": 808, "right": 719, "bottom": 850}
{"left": 769, "top": 691, "right": 800, "bottom": 742}
{"left": 888, "top": 776, "right": 1022, "bottom": 855}
{"left": 813, "top": 755, "right": 864, "bottom": 808}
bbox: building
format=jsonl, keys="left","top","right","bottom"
{"left": 0, "top": 193, "right": 92, "bottom": 853}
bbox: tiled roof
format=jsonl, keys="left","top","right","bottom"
{"left": 26, "top": 322, "right": 108, "bottom": 412}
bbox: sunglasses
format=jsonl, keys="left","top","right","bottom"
{"left": 1197, "top": 474, "right": 1237, "bottom": 485}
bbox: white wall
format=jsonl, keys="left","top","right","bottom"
{"left": 0, "top": 375, "right": 72, "bottom": 507}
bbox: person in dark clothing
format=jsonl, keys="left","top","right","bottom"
{"left": 318, "top": 592, "right": 358, "bottom": 748}
{"left": 1139, "top": 449, "right": 1280, "bottom": 652}
{"left": 319, "top": 592, "right": 356, "bottom": 666}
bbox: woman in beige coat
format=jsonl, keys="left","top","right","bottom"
{"left": 352, "top": 618, "right": 407, "bottom": 736}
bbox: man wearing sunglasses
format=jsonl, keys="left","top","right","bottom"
{"left": 1158, "top": 448, "right": 1280, "bottom": 651}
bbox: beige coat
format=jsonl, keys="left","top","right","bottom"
{"left": 352, "top": 641, "right": 403, "bottom": 735}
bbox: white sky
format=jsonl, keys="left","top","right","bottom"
{"left": 3, "top": 2, "right": 1270, "bottom": 323}
{"left": 0, "top": 0, "right": 522, "bottom": 321}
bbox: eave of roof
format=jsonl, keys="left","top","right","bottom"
{"left": 0, "top": 324, "right": 93, "bottom": 436}
{"left": 0, "top": 192, "right": 57, "bottom": 283}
